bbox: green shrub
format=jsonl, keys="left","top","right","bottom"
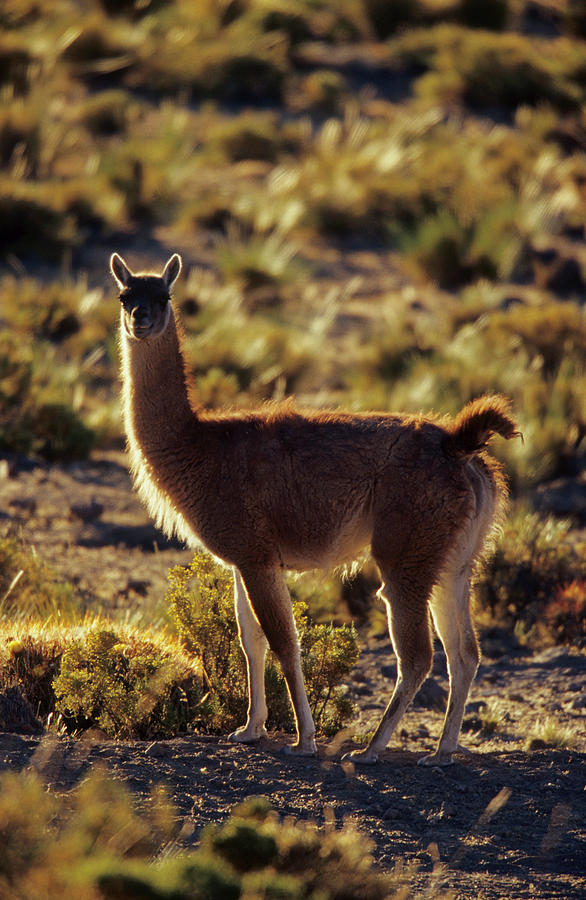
{"left": 0, "top": 101, "right": 40, "bottom": 172}
{"left": 0, "top": 186, "right": 73, "bottom": 260}
{"left": 0, "top": 34, "right": 37, "bottom": 95}
{"left": 0, "top": 768, "right": 174, "bottom": 899}
{"left": 31, "top": 402, "right": 95, "bottom": 461}
{"left": 77, "top": 88, "right": 141, "bottom": 136}
{"left": 391, "top": 26, "right": 585, "bottom": 113}
{"left": 166, "top": 552, "right": 359, "bottom": 736}
{"left": 1, "top": 549, "right": 356, "bottom": 741}
{"left": 0, "top": 620, "right": 72, "bottom": 728}
{"left": 200, "top": 796, "right": 393, "bottom": 899}
{"left": 400, "top": 209, "right": 494, "bottom": 287}
{"left": 0, "top": 769, "right": 407, "bottom": 900}
{"left": 53, "top": 627, "right": 202, "bottom": 738}
{"left": 0, "top": 332, "right": 95, "bottom": 461}
{"left": 206, "top": 110, "right": 284, "bottom": 163}
{"left": 476, "top": 506, "right": 586, "bottom": 645}
{"left": 215, "top": 227, "right": 304, "bottom": 289}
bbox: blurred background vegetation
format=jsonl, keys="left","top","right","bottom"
{"left": 1, "top": 0, "right": 585, "bottom": 740}
{"left": 1, "top": 0, "right": 584, "bottom": 484}
{"left": 0, "top": 0, "right": 586, "bottom": 490}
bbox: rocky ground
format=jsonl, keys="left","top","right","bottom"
{"left": 1, "top": 453, "right": 585, "bottom": 898}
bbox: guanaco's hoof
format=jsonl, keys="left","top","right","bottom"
{"left": 342, "top": 749, "right": 378, "bottom": 765}
{"left": 417, "top": 752, "right": 454, "bottom": 767}
{"left": 280, "top": 743, "right": 317, "bottom": 758}
{"left": 228, "top": 726, "right": 268, "bottom": 744}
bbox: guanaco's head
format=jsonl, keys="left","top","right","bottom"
{"left": 110, "top": 253, "right": 182, "bottom": 341}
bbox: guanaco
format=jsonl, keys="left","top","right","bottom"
{"left": 111, "top": 252, "right": 519, "bottom": 765}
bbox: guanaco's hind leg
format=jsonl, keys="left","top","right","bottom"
{"left": 238, "top": 566, "right": 317, "bottom": 756}
{"left": 229, "top": 568, "right": 269, "bottom": 743}
{"left": 349, "top": 576, "right": 433, "bottom": 765}
{"left": 419, "top": 556, "right": 480, "bottom": 767}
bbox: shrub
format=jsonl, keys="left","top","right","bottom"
{"left": 30, "top": 402, "right": 95, "bottom": 461}
{"left": 391, "top": 26, "right": 585, "bottom": 113}
{"left": 0, "top": 769, "right": 406, "bottom": 900}
{"left": 206, "top": 110, "right": 284, "bottom": 163}
{"left": 0, "top": 101, "right": 40, "bottom": 173}
{"left": 543, "top": 580, "right": 586, "bottom": 645}
{"left": 166, "top": 552, "right": 359, "bottom": 736}
{"left": 215, "top": 227, "right": 304, "bottom": 289}
{"left": 0, "top": 622, "right": 69, "bottom": 728}
{"left": 200, "top": 796, "right": 393, "bottom": 899}
{"left": 476, "top": 506, "right": 586, "bottom": 646}
{"left": 0, "top": 332, "right": 95, "bottom": 461}
{"left": 53, "top": 627, "right": 202, "bottom": 738}
{"left": 0, "top": 614, "right": 213, "bottom": 739}
{"left": 77, "top": 88, "right": 140, "bottom": 136}
{"left": 0, "top": 186, "right": 73, "bottom": 260}
{"left": 0, "top": 768, "right": 175, "bottom": 899}
{"left": 0, "top": 34, "right": 37, "bottom": 95}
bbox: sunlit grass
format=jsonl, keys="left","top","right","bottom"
{"left": 524, "top": 716, "right": 578, "bottom": 751}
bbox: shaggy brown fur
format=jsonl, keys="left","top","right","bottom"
{"left": 111, "top": 253, "right": 520, "bottom": 764}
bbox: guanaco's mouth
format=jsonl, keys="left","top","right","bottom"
{"left": 132, "top": 324, "right": 153, "bottom": 338}
{"left": 124, "top": 318, "right": 154, "bottom": 340}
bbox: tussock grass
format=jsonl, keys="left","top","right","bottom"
{"left": 0, "top": 534, "right": 80, "bottom": 621}
{"left": 524, "top": 716, "right": 578, "bottom": 751}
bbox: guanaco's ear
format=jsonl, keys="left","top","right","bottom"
{"left": 110, "top": 253, "right": 133, "bottom": 289}
{"left": 162, "top": 253, "right": 182, "bottom": 289}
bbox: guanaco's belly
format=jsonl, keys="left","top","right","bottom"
{"left": 275, "top": 513, "right": 373, "bottom": 572}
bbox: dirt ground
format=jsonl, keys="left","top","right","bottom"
{"left": 1, "top": 453, "right": 585, "bottom": 899}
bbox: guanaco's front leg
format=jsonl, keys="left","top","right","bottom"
{"left": 239, "top": 566, "right": 317, "bottom": 756}
{"left": 229, "top": 568, "right": 269, "bottom": 743}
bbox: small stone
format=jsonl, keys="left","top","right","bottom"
{"left": 70, "top": 499, "right": 104, "bottom": 523}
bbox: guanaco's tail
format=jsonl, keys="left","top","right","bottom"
{"left": 446, "top": 395, "right": 522, "bottom": 456}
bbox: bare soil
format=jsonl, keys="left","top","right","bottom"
{"left": 1, "top": 453, "right": 585, "bottom": 898}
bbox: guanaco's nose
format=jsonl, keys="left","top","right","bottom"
{"left": 131, "top": 306, "right": 151, "bottom": 328}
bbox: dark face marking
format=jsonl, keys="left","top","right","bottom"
{"left": 110, "top": 253, "right": 182, "bottom": 342}
{"left": 119, "top": 276, "right": 171, "bottom": 341}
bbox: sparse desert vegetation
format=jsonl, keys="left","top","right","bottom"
{"left": 1, "top": 0, "right": 585, "bottom": 897}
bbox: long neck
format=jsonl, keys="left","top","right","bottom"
{"left": 120, "top": 305, "right": 195, "bottom": 458}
